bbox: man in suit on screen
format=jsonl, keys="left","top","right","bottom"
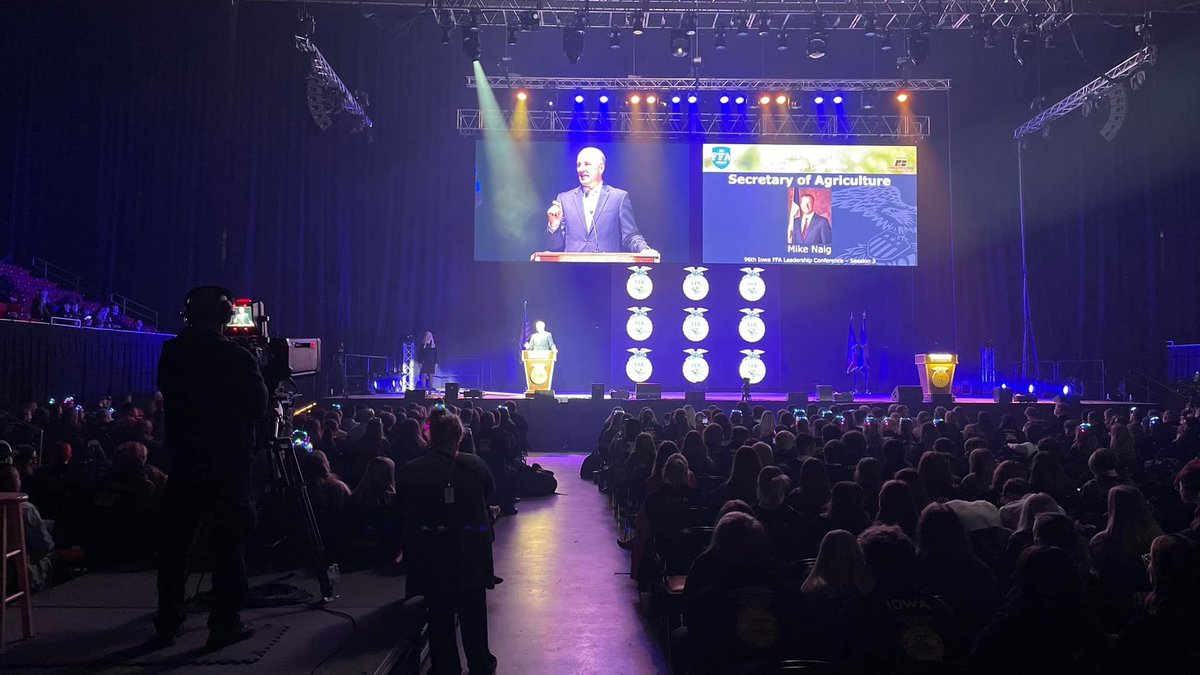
{"left": 544, "top": 147, "right": 659, "bottom": 256}
{"left": 788, "top": 192, "right": 832, "bottom": 246}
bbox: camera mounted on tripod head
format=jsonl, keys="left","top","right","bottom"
{"left": 222, "top": 298, "right": 321, "bottom": 393}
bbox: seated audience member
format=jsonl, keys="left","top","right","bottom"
{"left": 303, "top": 450, "right": 351, "bottom": 534}
{"left": 894, "top": 468, "right": 930, "bottom": 513}
{"left": 1003, "top": 493, "right": 1065, "bottom": 574}
{"left": 917, "top": 451, "right": 958, "bottom": 503}
{"left": 25, "top": 441, "right": 87, "bottom": 525}
{"left": 944, "top": 499, "right": 1010, "bottom": 577}
{"left": 1032, "top": 512, "right": 1092, "bottom": 587}
{"left": 1078, "top": 448, "right": 1130, "bottom": 522}
{"left": 1164, "top": 459, "right": 1200, "bottom": 537}
{"left": 973, "top": 546, "right": 1104, "bottom": 675}
{"left": 915, "top": 503, "right": 998, "bottom": 637}
{"left": 997, "top": 478, "right": 1036, "bottom": 529}
{"left": 388, "top": 417, "right": 425, "bottom": 465}
{"left": 853, "top": 457, "right": 884, "bottom": 517}
{"left": 753, "top": 467, "right": 802, "bottom": 563}
{"left": 714, "top": 446, "right": 762, "bottom": 509}
{"left": 838, "top": 525, "right": 961, "bottom": 668}
{"left": 1116, "top": 534, "right": 1200, "bottom": 670}
{"left": 881, "top": 439, "right": 909, "bottom": 478}
{"left": 644, "top": 454, "right": 707, "bottom": 536}
{"left": 101, "top": 441, "right": 168, "bottom": 503}
{"left": 960, "top": 448, "right": 995, "bottom": 501}
{"left": 751, "top": 441, "right": 773, "bottom": 470}
{"left": 343, "top": 456, "right": 400, "bottom": 562}
{"left": 681, "top": 512, "right": 780, "bottom": 673}
{"left": 680, "top": 430, "right": 715, "bottom": 477}
{"left": 1089, "top": 485, "right": 1162, "bottom": 604}
{"left": 802, "top": 481, "right": 870, "bottom": 557}
{"left": 0, "top": 466, "right": 61, "bottom": 591}
{"left": 30, "top": 288, "right": 53, "bottom": 322}
{"left": 792, "top": 529, "right": 873, "bottom": 660}
{"left": 785, "top": 457, "right": 831, "bottom": 521}
{"left": 876, "top": 479, "right": 918, "bottom": 538}
{"left": 987, "top": 459, "right": 1027, "bottom": 505}
{"left": 1029, "top": 451, "right": 1080, "bottom": 513}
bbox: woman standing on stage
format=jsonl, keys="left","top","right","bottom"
{"left": 418, "top": 331, "right": 438, "bottom": 392}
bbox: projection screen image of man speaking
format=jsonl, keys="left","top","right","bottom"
{"left": 543, "top": 147, "right": 660, "bottom": 258}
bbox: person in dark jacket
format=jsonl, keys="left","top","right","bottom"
{"left": 154, "top": 286, "right": 268, "bottom": 650}
{"left": 397, "top": 412, "right": 498, "bottom": 675}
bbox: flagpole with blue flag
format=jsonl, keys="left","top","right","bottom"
{"left": 520, "top": 300, "right": 532, "bottom": 354}
{"left": 846, "top": 313, "right": 859, "bottom": 393}
{"left": 859, "top": 312, "right": 870, "bottom": 394}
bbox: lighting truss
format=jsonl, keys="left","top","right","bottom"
{"left": 252, "top": 1, "right": 1192, "bottom": 31}
{"left": 1013, "top": 44, "right": 1156, "bottom": 140}
{"left": 470, "top": 76, "right": 951, "bottom": 92}
{"left": 458, "top": 109, "right": 931, "bottom": 139}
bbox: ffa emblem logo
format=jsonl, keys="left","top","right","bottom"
{"left": 683, "top": 349, "right": 710, "bottom": 384}
{"left": 712, "top": 146, "right": 732, "bottom": 170}
{"left": 738, "top": 308, "right": 765, "bottom": 343}
{"left": 626, "top": 266, "right": 653, "bottom": 300}
{"left": 739, "top": 349, "right": 766, "bottom": 385}
{"left": 682, "top": 307, "right": 710, "bottom": 342}
{"left": 530, "top": 364, "right": 549, "bottom": 385}
{"left": 931, "top": 367, "right": 951, "bottom": 389}
{"left": 626, "top": 348, "right": 653, "bottom": 383}
{"left": 682, "top": 266, "right": 710, "bottom": 301}
{"left": 738, "top": 267, "right": 766, "bottom": 302}
{"left": 626, "top": 307, "right": 653, "bottom": 341}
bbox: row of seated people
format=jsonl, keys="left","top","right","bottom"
{"left": 595, "top": 400, "right": 1200, "bottom": 673}
{"left": 1, "top": 272, "right": 153, "bottom": 331}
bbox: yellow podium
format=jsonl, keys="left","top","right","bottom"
{"left": 915, "top": 353, "right": 958, "bottom": 400}
{"left": 521, "top": 349, "right": 557, "bottom": 395}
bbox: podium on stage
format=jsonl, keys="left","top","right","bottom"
{"left": 915, "top": 353, "right": 958, "bottom": 400}
{"left": 521, "top": 349, "right": 557, "bottom": 395}
{"left": 530, "top": 251, "right": 661, "bottom": 264}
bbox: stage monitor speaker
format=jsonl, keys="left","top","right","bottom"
{"left": 787, "top": 392, "right": 809, "bottom": 407}
{"left": 834, "top": 392, "right": 855, "bottom": 403}
{"left": 403, "top": 390, "right": 427, "bottom": 403}
{"left": 591, "top": 383, "right": 605, "bottom": 400}
{"left": 1013, "top": 393, "right": 1038, "bottom": 403}
{"left": 445, "top": 382, "right": 459, "bottom": 402}
{"left": 636, "top": 383, "right": 662, "bottom": 400}
{"left": 816, "top": 385, "right": 834, "bottom": 402}
{"left": 464, "top": 389, "right": 483, "bottom": 400}
{"left": 931, "top": 393, "right": 955, "bottom": 407}
{"left": 611, "top": 389, "right": 631, "bottom": 401}
{"left": 993, "top": 387, "right": 1013, "bottom": 404}
{"left": 684, "top": 391, "right": 706, "bottom": 405}
{"left": 891, "top": 386, "right": 924, "bottom": 408}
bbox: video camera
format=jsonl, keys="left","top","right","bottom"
{"left": 223, "top": 299, "right": 321, "bottom": 390}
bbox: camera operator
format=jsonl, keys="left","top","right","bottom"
{"left": 397, "top": 410, "right": 498, "bottom": 675}
{"left": 153, "top": 286, "right": 268, "bottom": 650}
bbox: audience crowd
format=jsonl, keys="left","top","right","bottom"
{"left": 2, "top": 395, "right": 539, "bottom": 592}
{"left": 596, "top": 400, "right": 1200, "bottom": 673}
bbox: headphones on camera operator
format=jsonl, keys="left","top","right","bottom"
{"left": 181, "top": 285, "right": 236, "bottom": 329}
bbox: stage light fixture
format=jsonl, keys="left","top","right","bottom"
{"left": 670, "top": 29, "right": 690, "bottom": 57}
{"left": 862, "top": 91, "right": 878, "bottom": 110}
{"left": 906, "top": 29, "right": 930, "bottom": 66}
{"left": 732, "top": 14, "right": 749, "bottom": 37}
{"left": 440, "top": 27, "right": 450, "bottom": 45}
{"left": 520, "top": 11, "right": 538, "bottom": 32}
{"left": 832, "top": 94, "right": 843, "bottom": 105}
{"left": 516, "top": 90, "right": 528, "bottom": 101}
{"left": 562, "top": 24, "right": 585, "bottom": 63}
{"left": 671, "top": 95, "right": 682, "bottom": 104}
{"left": 507, "top": 28, "right": 518, "bottom": 46}
{"left": 630, "top": 12, "right": 645, "bottom": 35}
{"left": 734, "top": 95, "right": 746, "bottom": 105}
{"left": 574, "top": 94, "right": 585, "bottom": 104}
{"left": 758, "top": 14, "right": 773, "bottom": 37}
{"left": 861, "top": 12, "right": 878, "bottom": 38}
{"left": 719, "top": 95, "right": 730, "bottom": 104}
{"left": 462, "top": 33, "right": 481, "bottom": 61}
{"left": 687, "top": 93, "right": 699, "bottom": 104}
{"left": 630, "top": 94, "right": 642, "bottom": 104}
{"left": 573, "top": 10, "right": 588, "bottom": 35}
{"left": 879, "top": 30, "right": 893, "bottom": 51}
{"left": 598, "top": 94, "right": 609, "bottom": 104}
{"left": 813, "top": 95, "right": 825, "bottom": 105}
{"left": 466, "top": 10, "right": 480, "bottom": 33}
{"left": 714, "top": 30, "right": 727, "bottom": 50}
{"left": 776, "top": 32, "right": 789, "bottom": 51}
{"left": 758, "top": 94, "right": 771, "bottom": 105}
{"left": 609, "top": 30, "right": 621, "bottom": 49}
{"left": 1028, "top": 384, "right": 1036, "bottom": 394}
{"left": 646, "top": 94, "right": 657, "bottom": 104}
{"left": 682, "top": 13, "right": 697, "bottom": 37}
{"left": 775, "top": 94, "right": 787, "bottom": 105}
{"left": 895, "top": 91, "right": 909, "bottom": 103}
{"left": 808, "top": 12, "right": 828, "bottom": 59}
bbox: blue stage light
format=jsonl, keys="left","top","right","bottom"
{"left": 1001, "top": 383, "right": 1009, "bottom": 389}
{"left": 734, "top": 95, "right": 746, "bottom": 105}
{"left": 1062, "top": 384, "right": 1072, "bottom": 396}
{"left": 832, "top": 94, "right": 844, "bottom": 104}
{"left": 671, "top": 95, "right": 681, "bottom": 104}
{"left": 599, "top": 94, "right": 609, "bottom": 104}
{"left": 719, "top": 95, "right": 730, "bottom": 104}
{"left": 813, "top": 95, "right": 825, "bottom": 105}
{"left": 1028, "top": 384, "right": 1036, "bottom": 394}
{"left": 574, "top": 94, "right": 585, "bottom": 104}
{"left": 687, "top": 94, "right": 698, "bottom": 104}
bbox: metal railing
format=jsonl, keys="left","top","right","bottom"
{"left": 110, "top": 293, "right": 160, "bottom": 331}
{"left": 31, "top": 257, "right": 83, "bottom": 293}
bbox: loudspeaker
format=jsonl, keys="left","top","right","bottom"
{"left": 591, "top": 383, "right": 605, "bottom": 400}
{"left": 891, "top": 386, "right": 924, "bottom": 407}
{"left": 636, "top": 383, "right": 662, "bottom": 400}
{"left": 465, "top": 389, "right": 483, "bottom": 400}
{"left": 445, "top": 382, "right": 460, "bottom": 402}
{"left": 611, "top": 389, "right": 631, "bottom": 400}
{"left": 684, "top": 391, "right": 706, "bottom": 405}
{"left": 931, "top": 393, "right": 955, "bottom": 407}
{"left": 404, "top": 390, "right": 427, "bottom": 402}
{"left": 834, "top": 392, "right": 855, "bottom": 403}
{"left": 816, "top": 385, "right": 834, "bottom": 402}
{"left": 787, "top": 392, "right": 809, "bottom": 407}
{"left": 1013, "top": 393, "right": 1038, "bottom": 403}
{"left": 993, "top": 387, "right": 1013, "bottom": 404}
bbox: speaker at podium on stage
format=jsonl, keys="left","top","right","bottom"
{"left": 522, "top": 319, "right": 558, "bottom": 395}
